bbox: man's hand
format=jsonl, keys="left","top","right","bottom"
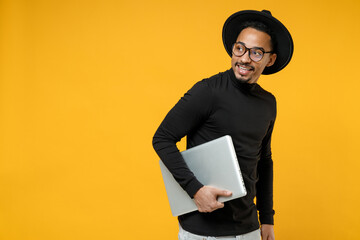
{"left": 193, "top": 186, "right": 232, "bottom": 213}
{"left": 261, "top": 224, "right": 275, "bottom": 240}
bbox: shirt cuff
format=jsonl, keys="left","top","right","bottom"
{"left": 184, "top": 178, "right": 204, "bottom": 198}
{"left": 259, "top": 210, "right": 275, "bottom": 225}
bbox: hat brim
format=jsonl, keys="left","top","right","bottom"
{"left": 222, "top": 10, "right": 294, "bottom": 75}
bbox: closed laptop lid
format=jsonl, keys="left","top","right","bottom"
{"left": 159, "top": 135, "right": 247, "bottom": 216}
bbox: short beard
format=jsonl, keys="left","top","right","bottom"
{"left": 233, "top": 62, "right": 254, "bottom": 83}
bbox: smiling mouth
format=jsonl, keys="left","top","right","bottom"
{"left": 236, "top": 63, "right": 254, "bottom": 70}
{"left": 235, "top": 63, "right": 254, "bottom": 75}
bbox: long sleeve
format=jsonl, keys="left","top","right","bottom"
{"left": 256, "top": 119, "right": 276, "bottom": 225}
{"left": 152, "top": 80, "right": 213, "bottom": 197}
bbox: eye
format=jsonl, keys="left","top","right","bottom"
{"left": 251, "top": 49, "right": 263, "bottom": 57}
{"left": 235, "top": 44, "right": 244, "bottom": 52}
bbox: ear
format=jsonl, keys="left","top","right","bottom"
{"left": 266, "top": 53, "right": 277, "bottom": 67}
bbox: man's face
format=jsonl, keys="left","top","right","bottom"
{"left": 231, "top": 27, "right": 277, "bottom": 84}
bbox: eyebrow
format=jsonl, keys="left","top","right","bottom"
{"left": 238, "top": 41, "right": 266, "bottom": 52}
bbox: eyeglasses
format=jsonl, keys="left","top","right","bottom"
{"left": 232, "top": 42, "right": 273, "bottom": 62}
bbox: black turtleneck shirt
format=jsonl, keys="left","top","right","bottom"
{"left": 152, "top": 69, "right": 276, "bottom": 236}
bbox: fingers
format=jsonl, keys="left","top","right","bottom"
{"left": 193, "top": 186, "right": 232, "bottom": 213}
{"left": 216, "top": 201, "right": 225, "bottom": 209}
{"left": 198, "top": 200, "right": 224, "bottom": 213}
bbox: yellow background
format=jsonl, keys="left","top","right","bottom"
{"left": 1, "top": 0, "right": 360, "bottom": 239}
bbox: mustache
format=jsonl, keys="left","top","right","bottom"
{"left": 235, "top": 62, "right": 254, "bottom": 70}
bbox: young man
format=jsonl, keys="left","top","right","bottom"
{"left": 153, "top": 10, "right": 293, "bottom": 240}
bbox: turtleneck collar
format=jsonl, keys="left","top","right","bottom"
{"left": 228, "top": 68, "right": 258, "bottom": 92}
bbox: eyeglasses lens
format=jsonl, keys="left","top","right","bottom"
{"left": 232, "top": 43, "right": 264, "bottom": 62}
{"left": 250, "top": 49, "right": 263, "bottom": 62}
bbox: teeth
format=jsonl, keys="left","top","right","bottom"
{"left": 239, "top": 66, "right": 249, "bottom": 70}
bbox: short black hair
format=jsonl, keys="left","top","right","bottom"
{"left": 238, "top": 21, "right": 277, "bottom": 52}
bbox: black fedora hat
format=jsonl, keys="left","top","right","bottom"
{"left": 222, "top": 10, "right": 294, "bottom": 75}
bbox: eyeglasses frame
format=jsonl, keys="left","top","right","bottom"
{"left": 232, "top": 42, "right": 274, "bottom": 62}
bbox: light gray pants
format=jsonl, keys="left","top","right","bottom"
{"left": 178, "top": 225, "right": 261, "bottom": 240}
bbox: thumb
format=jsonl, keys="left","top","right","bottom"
{"left": 216, "top": 189, "right": 232, "bottom": 197}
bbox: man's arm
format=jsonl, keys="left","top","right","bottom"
{"left": 152, "top": 81, "right": 231, "bottom": 212}
{"left": 256, "top": 120, "right": 275, "bottom": 225}
{"left": 152, "top": 81, "right": 211, "bottom": 196}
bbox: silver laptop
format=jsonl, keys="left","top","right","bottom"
{"left": 159, "top": 135, "right": 247, "bottom": 216}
